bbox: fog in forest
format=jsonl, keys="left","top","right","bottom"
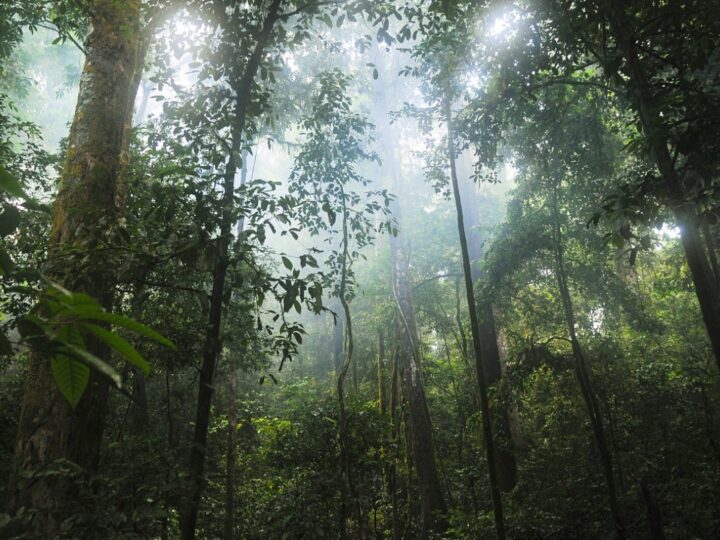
{"left": 1, "top": 2, "right": 719, "bottom": 539}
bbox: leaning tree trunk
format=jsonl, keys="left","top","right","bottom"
{"left": 457, "top": 149, "right": 518, "bottom": 492}
{"left": 179, "top": 2, "right": 283, "bottom": 539}
{"left": 551, "top": 186, "right": 626, "bottom": 539}
{"left": 444, "top": 94, "right": 506, "bottom": 540}
{"left": 390, "top": 230, "right": 448, "bottom": 539}
{"left": 607, "top": 0, "right": 720, "bottom": 369}
{"left": 7, "top": 2, "right": 143, "bottom": 536}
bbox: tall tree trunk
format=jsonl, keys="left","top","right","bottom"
{"left": 333, "top": 300, "right": 345, "bottom": 371}
{"left": 180, "top": 2, "right": 283, "bottom": 538}
{"left": 130, "top": 283, "right": 150, "bottom": 434}
{"left": 454, "top": 277, "right": 470, "bottom": 365}
{"left": 551, "top": 186, "right": 626, "bottom": 539}
{"left": 223, "top": 375, "right": 238, "bottom": 540}
{"left": 7, "top": 2, "right": 143, "bottom": 535}
{"left": 336, "top": 188, "right": 356, "bottom": 540}
{"left": 702, "top": 222, "right": 720, "bottom": 284}
{"left": 640, "top": 477, "right": 666, "bottom": 540}
{"left": 390, "top": 231, "right": 448, "bottom": 539}
{"left": 456, "top": 148, "right": 518, "bottom": 492}
{"left": 444, "top": 95, "right": 506, "bottom": 539}
{"left": 389, "top": 346, "right": 402, "bottom": 540}
{"left": 377, "top": 328, "right": 387, "bottom": 414}
{"left": 607, "top": 0, "right": 720, "bottom": 369}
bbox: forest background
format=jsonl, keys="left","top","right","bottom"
{"left": 0, "top": 1, "right": 719, "bottom": 539}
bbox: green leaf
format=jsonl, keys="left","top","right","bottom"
{"left": 281, "top": 256, "right": 293, "bottom": 270}
{"left": 0, "top": 332, "right": 12, "bottom": 355}
{"left": 0, "top": 206, "right": 21, "bottom": 236}
{"left": 52, "top": 354, "right": 90, "bottom": 408}
{"left": 62, "top": 345, "right": 121, "bottom": 389}
{"left": 79, "top": 311, "right": 176, "bottom": 349}
{"left": 22, "top": 198, "right": 51, "bottom": 214}
{"left": 0, "top": 248, "right": 14, "bottom": 275}
{"left": 0, "top": 167, "right": 26, "bottom": 199}
{"left": 80, "top": 323, "right": 151, "bottom": 375}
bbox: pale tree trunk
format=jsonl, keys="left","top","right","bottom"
{"left": 390, "top": 229, "right": 448, "bottom": 539}
{"left": 377, "top": 329, "right": 387, "bottom": 414}
{"left": 7, "top": 2, "right": 143, "bottom": 536}
{"left": 371, "top": 61, "right": 446, "bottom": 536}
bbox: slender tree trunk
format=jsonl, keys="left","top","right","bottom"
{"left": 223, "top": 375, "right": 238, "bottom": 540}
{"left": 390, "top": 346, "right": 402, "bottom": 540}
{"left": 130, "top": 283, "right": 150, "bottom": 434}
{"left": 456, "top": 147, "right": 518, "bottom": 492}
{"left": 390, "top": 231, "right": 448, "bottom": 539}
{"left": 7, "top": 3, "right": 143, "bottom": 535}
{"left": 333, "top": 301, "right": 345, "bottom": 371}
{"left": 607, "top": 0, "right": 720, "bottom": 369}
{"left": 162, "top": 369, "right": 174, "bottom": 540}
{"left": 444, "top": 94, "right": 506, "bottom": 539}
{"left": 374, "top": 329, "right": 388, "bottom": 540}
{"left": 180, "top": 2, "right": 283, "bottom": 538}
{"left": 551, "top": 186, "right": 626, "bottom": 539}
{"left": 336, "top": 189, "right": 355, "bottom": 540}
{"left": 640, "top": 477, "right": 666, "bottom": 540}
{"left": 378, "top": 329, "right": 387, "bottom": 414}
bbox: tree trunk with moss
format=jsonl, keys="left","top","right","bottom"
{"left": 607, "top": 0, "right": 720, "bottom": 370}
{"left": 445, "top": 96, "right": 506, "bottom": 539}
{"left": 7, "top": 1, "right": 143, "bottom": 535}
{"left": 390, "top": 231, "right": 448, "bottom": 539}
{"left": 457, "top": 151, "right": 518, "bottom": 493}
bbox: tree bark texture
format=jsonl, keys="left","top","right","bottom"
{"left": 607, "top": 0, "right": 720, "bottom": 369}
{"left": 457, "top": 154, "right": 518, "bottom": 492}
{"left": 8, "top": 2, "right": 143, "bottom": 536}
{"left": 390, "top": 232, "right": 448, "bottom": 539}
{"left": 445, "top": 95, "right": 506, "bottom": 539}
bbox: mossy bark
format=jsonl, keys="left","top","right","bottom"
{"left": 7, "top": 1, "right": 143, "bottom": 535}
{"left": 445, "top": 94, "right": 506, "bottom": 539}
{"left": 390, "top": 231, "right": 448, "bottom": 539}
{"left": 608, "top": 0, "right": 720, "bottom": 369}
{"left": 457, "top": 151, "right": 518, "bottom": 493}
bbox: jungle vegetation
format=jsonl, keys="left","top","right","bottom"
{"left": 1, "top": 1, "right": 719, "bottom": 538}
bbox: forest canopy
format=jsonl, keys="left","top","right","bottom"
{"left": 1, "top": 0, "right": 719, "bottom": 539}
